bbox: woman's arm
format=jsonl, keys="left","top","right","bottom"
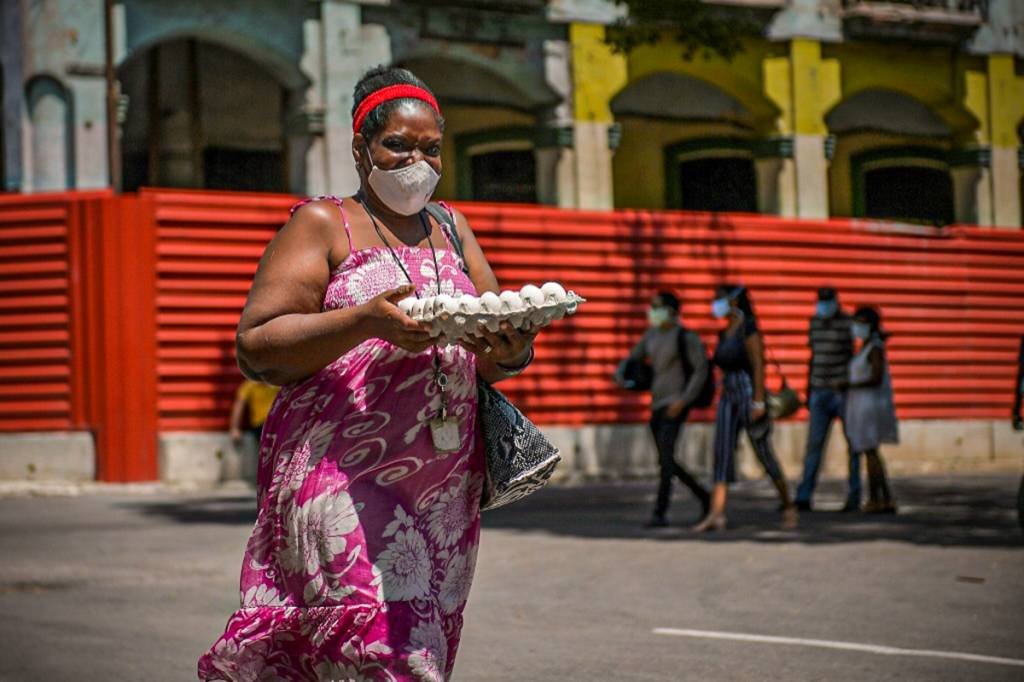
{"left": 745, "top": 331, "right": 767, "bottom": 419}
{"left": 448, "top": 208, "right": 537, "bottom": 384}
{"left": 236, "top": 201, "right": 433, "bottom": 385}
{"left": 849, "top": 346, "right": 884, "bottom": 388}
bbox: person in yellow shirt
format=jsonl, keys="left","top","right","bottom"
{"left": 229, "top": 379, "right": 280, "bottom": 444}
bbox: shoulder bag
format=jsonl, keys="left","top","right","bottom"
{"left": 425, "top": 203, "right": 561, "bottom": 511}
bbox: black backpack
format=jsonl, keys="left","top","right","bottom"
{"left": 678, "top": 327, "right": 716, "bottom": 409}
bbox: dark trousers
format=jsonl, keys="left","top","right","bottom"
{"left": 650, "top": 407, "right": 709, "bottom": 518}
{"left": 795, "top": 388, "right": 860, "bottom": 506}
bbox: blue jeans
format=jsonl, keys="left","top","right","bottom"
{"left": 795, "top": 388, "right": 861, "bottom": 505}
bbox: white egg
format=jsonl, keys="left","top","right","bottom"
{"left": 433, "top": 294, "right": 458, "bottom": 317}
{"left": 479, "top": 291, "right": 502, "bottom": 314}
{"left": 540, "top": 281, "right": 567, "bottom": 303}
{"left": 397, "top": 297, "right": 416, "bottom": 316}
{"left": 410, "top": 299, "right": 427, "bottom": 320}
{"left": 520, "top": 284, "right": 545, "bottom": 307}
{"left": 499, "top": 290, "right": 524, "bottom": 312}
{"left": 458, "top": 294, "right": 481, "bottom": 315}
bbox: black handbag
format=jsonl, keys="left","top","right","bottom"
{"left": 477, "top": 380, "right": 561, "bottom": 511}
{"left": 616, "top": 357, "right": 653, "bottom": 391}
{"left": 767, "top": 349, "right": 800, "bottom": 420}
{"left": 427, "top": 204, "right": 562, "bottom": 511}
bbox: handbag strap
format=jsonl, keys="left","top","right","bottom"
{"left": 765, "top": 345, "right": 790, "bottom": 388}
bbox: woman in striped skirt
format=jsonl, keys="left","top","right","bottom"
{"left": 693, "top": 285, "right": 798, "bottom": 532}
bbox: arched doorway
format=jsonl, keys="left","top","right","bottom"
{"left": 119, "top": 39, "right": 289, "bottom": 192}
{"left": 854, "top": 152, "right": 954, "bottom": 225}
{"left": 827, "top": 89, "right": 959, "bottom": 224}
{"left": 663, "top": 137, "right": 757, "bottom": 212}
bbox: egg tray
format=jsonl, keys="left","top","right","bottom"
{"left": 397, "top": 282, "right": 585, "bottom": 343}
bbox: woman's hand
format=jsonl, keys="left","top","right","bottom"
{"left": 750, "top": 403, "right": 767, "bottom": 421}
{"left": 363, "top": 285, "right": 435, "bottom": 353}
{"left": 666, "top": 399, "right": 687, "bottom": 419}
{"left": 460, "top": 321, "right": 538, "bottom": 366}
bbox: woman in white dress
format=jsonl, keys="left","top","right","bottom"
{"left": 845, "top": 306, "right": 899, "bottom": 513}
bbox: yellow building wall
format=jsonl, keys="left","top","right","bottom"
{"left": 823, "top": 43, "right": 981, "bottom": 138}
{"left": 623, "top": 38, "right": 785, "bottom": 135}
{"left": 569, "top": 25, "right": 1024, "bottom": 223}
{"left": 434, "top": 104, "right": 535, "bottom": 201}
{"left": 613, "top": 119, "right": 752, "bottom": 209}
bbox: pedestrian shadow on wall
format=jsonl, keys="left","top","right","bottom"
{"left": 481, "top": 475, "right": 1024, "bottom": 549}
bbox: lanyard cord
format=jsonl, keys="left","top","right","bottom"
{"left": 358, "top": 194, "right": 450, "bottom": 418}
{"left": 357, "top": 194, "right": 441, "bottom": 298}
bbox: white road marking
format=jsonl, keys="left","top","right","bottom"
{"left": 653, "top": 628, "right": 1024, "bottom": 668}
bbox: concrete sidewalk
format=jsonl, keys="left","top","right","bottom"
{"left": 0, "top": 474, "right": 1022, "bottom": 681}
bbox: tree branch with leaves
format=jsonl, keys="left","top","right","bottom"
{"left": 604, "top": 0, "right": 761, "bottom": 61}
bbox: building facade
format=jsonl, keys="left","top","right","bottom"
{"left": 4, "top": 0, "right": 1024, "bottom": 226}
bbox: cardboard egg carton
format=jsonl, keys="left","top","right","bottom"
{"left": 397, "top": 282, "right": 585, "bottom": 343}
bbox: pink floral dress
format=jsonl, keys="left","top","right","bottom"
{"left": 198, "top": 197, "right": 484, "bottom": 681}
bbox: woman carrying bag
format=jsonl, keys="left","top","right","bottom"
{"left": 693, "top": 285, "right": 798, "bottom": 532}
{"left": 199, "top": 66, "right": 544, "bottom": 681}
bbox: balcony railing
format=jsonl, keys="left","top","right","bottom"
{"left": 842, "top": 0, "right": 985, "bottom": 43}
{"left": 843, "top": 0, "right": 984, "bottom": 24}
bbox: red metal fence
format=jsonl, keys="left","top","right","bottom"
{"left": 1, "top": 189, "right": 1022, "bottom": 480}
{"left": 467, "top": 206, "right": 1024, "bottom": 424}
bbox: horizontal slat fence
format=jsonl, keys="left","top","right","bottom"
{"left": 144, "top": 189, "right": 297, "bottom": 431}
{"left": 0, "top": 192, "right": 113, "bottom": 431}
{"left": 2, "top": 190, "right": 1022, "bottom": 440}
{"left": 462, "top": 205, "right": 1024, "bottom": 425}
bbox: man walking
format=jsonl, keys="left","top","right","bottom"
{"left": 795, "top": 288, "right": 859, "bottom": 511}
{"left": 619, "top": 292, "right": 711, "bottom": 527}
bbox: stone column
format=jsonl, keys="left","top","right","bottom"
{"left": 569, "top": 23, "right": 627, "bottom": 210}
{"left": 950, "top": 147, "right": 993, "bottom": 226}
{"left": 540, "top": 38, "right": 577, "bottom": 208}
{"left": 284, "top": 89, "right": 325, "bottom": 197}
{"left": 754, "top": 136, "right": 795, "bottom": 216}
{"left": 990, "top": 146, "right": 1020, "bottom": 227}
{"left": 535, "top": 124, "right": 574, "bottom": 206}
{"left": 321, "top": 1, "right": 391, "bottom": 197}
{"left": 293, "top": 17, "right": 329, "bottom": 197}
{"left": 986, "top": 54, "right": 1023, "bottom": 228}
{"left": 789, "top": 40, "right": 841, "bottom": 219}
{"left": 1, "top": 0, "right": 25, "bottom": 191}
{"left": 67, "top": 74, "right": 110, "bottom": 189}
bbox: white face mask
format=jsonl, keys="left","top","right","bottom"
{"left": 851, "top": 322, "right": 871, "bottom": 340}
{"left": 711, "top": 298, "right": 731, "bottom": 320}
{"left": 648, "top": 306, "right": 671, "bottom": 328}
{"left": 365, "top": 148, "right": 441, "bottom": 216}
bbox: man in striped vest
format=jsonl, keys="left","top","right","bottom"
{"left": 795, "top": 288, "right": 859, "bottom": 511}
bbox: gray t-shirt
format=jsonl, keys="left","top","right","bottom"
{"left": 627, "top": 324, "right": 709, "bottom": 411}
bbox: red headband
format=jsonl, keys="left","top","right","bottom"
{"left": 352, "top": 84, "right": 441, "bottom": 134}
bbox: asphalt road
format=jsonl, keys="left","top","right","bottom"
{"left": 0, "top": 474, "right": 1021, "bottom": 681}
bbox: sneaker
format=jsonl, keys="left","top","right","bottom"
{"left": 644, "top": 516, "right": 669, "bottom": 528}
{"left": 839, "top": 501, "right": 860, "bottom": 513}
{"left": 795, "top": 500, "right": 812, "bottom": 512}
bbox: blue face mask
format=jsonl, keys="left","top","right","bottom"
{"left": 816, "top": 300, "right": 838, "bottom": 318}
{"left": 711, "top": 298, "right": 731, "bottom": 320}
{"left": 851, "top": 322, "right": 871, "bottom": 340}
